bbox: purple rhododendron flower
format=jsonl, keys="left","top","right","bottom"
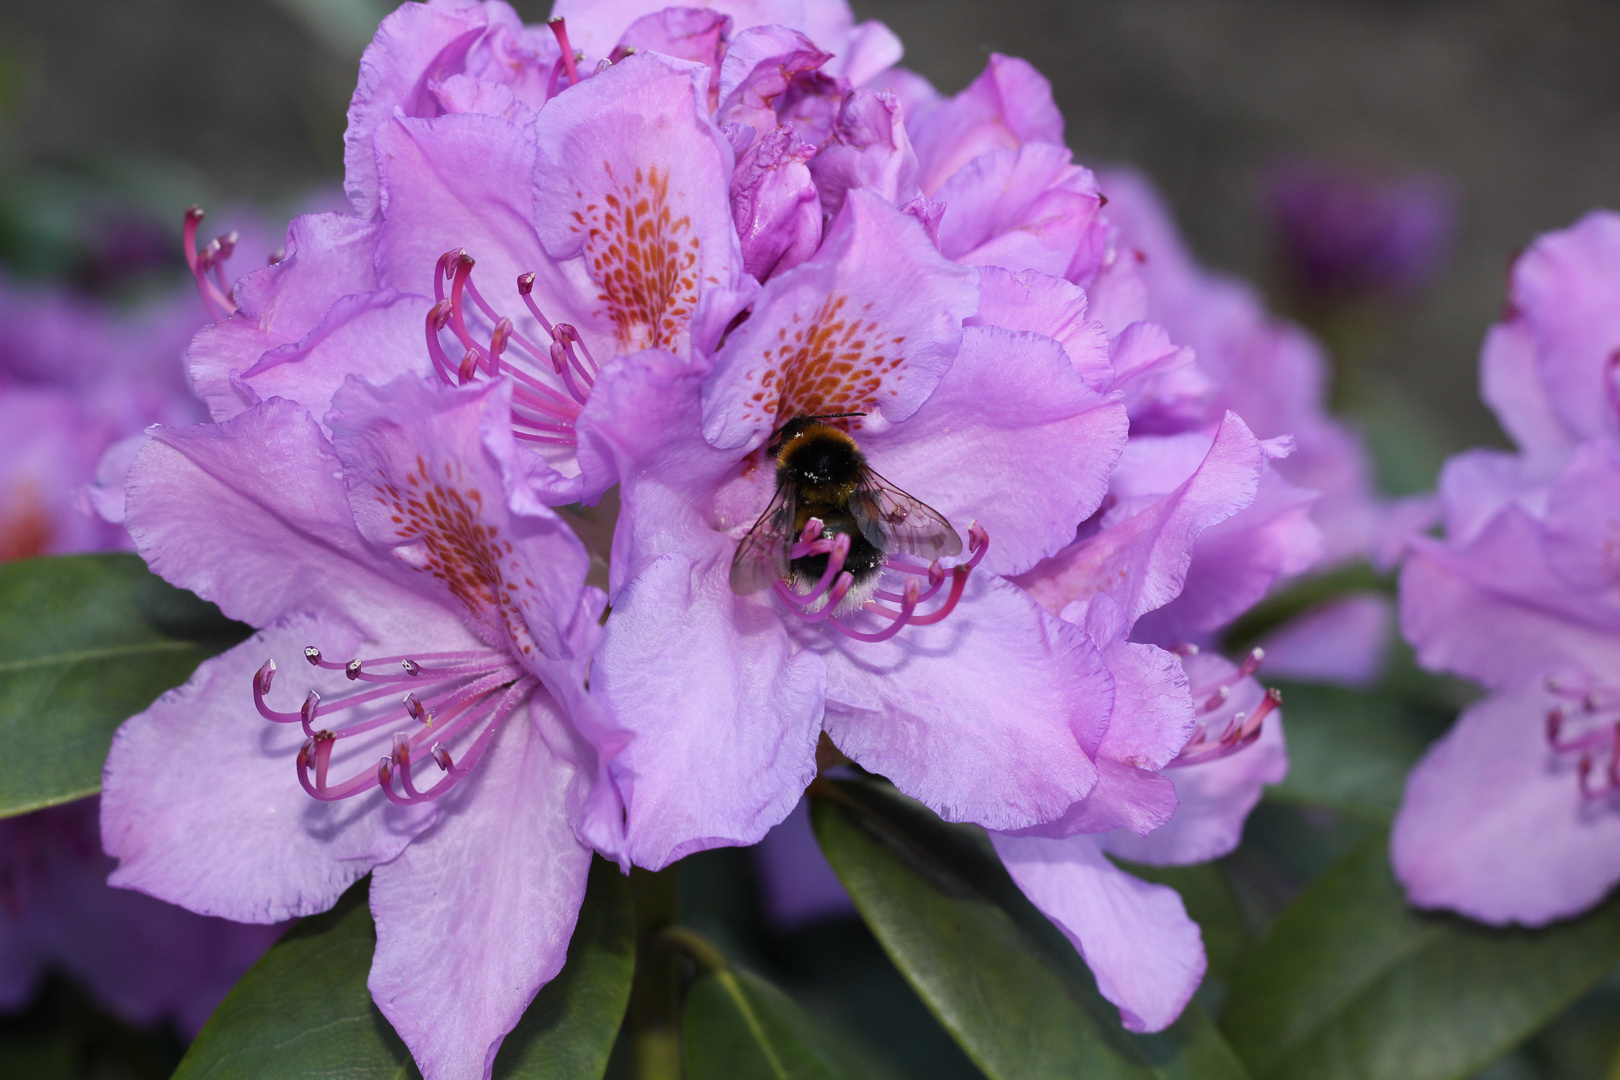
{"left": 1395, "top": 210, "right": 1620, "bottom": 926}
{"left": 101, "top": 376, "right": 618, "bottom": 1078}
{"left": 585, "top": 189, "right": 1130, "bottom": 866}
{"left": 0, "top": 800, "right": 282, "bottom": 1035}
{"left": 1268, "top": 160, "right": 1456, "bottom": 303}
{"left": 137, "top": 3, "right": 1316, "bottom": 1047}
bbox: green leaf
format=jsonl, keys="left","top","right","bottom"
{"left": 494, "top": 858, "right": 637, "bottom": 1079}
{"left": 0, "top": 553, "right": 250, "bottom": 818}
{"left": 175, "top": 858, "right": 634, "bottom": 1080}
{"left": 678, "top": 930, "right": 896, "bottom": 1080}
{"left": 811, "top": 779, "right": 1251, "bottom": 1080}
{"left": 1220, "top": 832, "right": 1620, "bottom": 1080}
{"left": 1118, "top": 861, "right": 1253, "bottom": 981}
{"left": 1262, "top": 681, "right": 1435, "bottom": 822}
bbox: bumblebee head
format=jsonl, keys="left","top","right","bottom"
{"left": 767, "top": 412, "right": 866, "bottom": 455}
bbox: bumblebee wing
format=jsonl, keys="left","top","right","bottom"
{"left": 849, "top": 466, "right": 963, "bottom": 561}
{"left": 729, "top": 479, "right": 797, "bottom": 594}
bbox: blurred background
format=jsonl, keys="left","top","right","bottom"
{"left": 1, "top": 1, "right": 1618, "bottom": 1077}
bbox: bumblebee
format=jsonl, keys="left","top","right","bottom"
{"left": 730, "top": 415, "right": 962, "bottom": 598}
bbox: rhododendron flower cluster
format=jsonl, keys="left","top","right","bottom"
{"left": 1395, "top": 210, "right": 1620, "bottom": 926}
{"left": 84, "top": 0, "right": 1328, "bottom": 1071}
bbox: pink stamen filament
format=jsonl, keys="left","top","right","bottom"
{"left": 425, "top": 250, "right": 600, "bottom": 439}
{"left": 257, "top": 647, "right": 529, "bottom": 803}
{"left": 183, "top": 206, "right": 238, "bottom": 320}
{"left": 548, "top": 17, "right": 581, "bottom": 86}
{"left": 1542, "top": 678, "right": 1620, "bottom": 798}
{"left": 1171, "top": 687, "right": 1281, "bottom": 767}
{"left": 773, "top": 520, "right": 989, "bottom": 641}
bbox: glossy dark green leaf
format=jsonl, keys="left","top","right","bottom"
{"left": 0, "top": 553, "right": 249, "bottom": 817}
{"left": 494, "top": 858, "right": 637, "bottom": 1079}
{"left": 1262, "top": 681, "right": 1435, "bottom": 822}
{"left": 681, "top": 938, "right": 896, "bottom": 1080}
{"left": 176, "top": 859, "right": 634, "bottom": 1080}
{"left": 1221, "top": 832, "right": 1620, "bottom": 1080}
{"left": 811, "top": 779, "right": 1251, "bottom": 1080}
{"left": 1118, "top": 861, "right": 1253, "bottom": 981}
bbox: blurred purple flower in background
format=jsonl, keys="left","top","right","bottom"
{"left": 0, "top": 800, "right": 282, "bottom": 1036}
{"left": 1267, "top": 160, "right": 1456, "bottom": 305}
{"left": 1395, "top": 210, "right": 1620, "bottom": 926}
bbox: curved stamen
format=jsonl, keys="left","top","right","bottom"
{"left": 183, "top": 206, "right": 238, "bottom": 320}
{"left": 261, "top": 644, "right": 529, "bottom": 804}
{"left": 425, "top": 251, "right": 600, "bottom": 440}
{"left": 1170, "top": 687, "right": 1281, "bottom": 767}
{"left": 774, "top": 521, "right": 990, "bottom": 641}
{"left": 548, "top": 17, "right": 581, "bottom": 87}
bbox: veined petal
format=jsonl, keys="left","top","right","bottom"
{"left": 533, "top": 50, "right": 753, "bottom": 358}
{"left": 126, "top": 398, "right": 464, "bottom": 637}
{"left": 703, "top": 188, "right": 978, "bottom": 450}
{"left": 1392, "top": 684, "right": 1620, "bottom": 926}
{"left": 816, "top": 574, "right": 1107, "bottom": 832}
{"left": 991, "top": 832, "right": 1206, "bottom": 1034}
{"left": 369, "top": 692, "right": 591, "bottom": 1080}
{"left": 858, "top": 324, "right": 1126, "bottom": 577}
{"left": 101, "top": 616, "right": 437, "bottom": 924}
{"left": 908, "top": 53, "right": 1064, "bottom": 195}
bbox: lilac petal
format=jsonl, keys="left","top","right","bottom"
{"left": 369, "top": 692, "right": 591, "bottom": 1080}
{"left": 732, "top": 123, "right": 822, "bottom": 281}
{"left": 966, "top": 266, "right": 1112, "bottom": 390}
{"left": 0, "top": 389, "right": 114, "bottom": 558}
{"left": 1134, "top": 458, "right": 1322, "bottom": 645}
{"left": 237, "top": 290, "right": 429, "bottom": 424}
{"left": 345, "top": 0, "right": 543, "bottom": 218}
{"left": 1257, "top": 594, "right": 1393, "bottom": 688}
{"left": 615, "top": 8, "right": 731, "bottom": 87}
{"left": 858, "top": 324, "right": 1126, "bottom": 577}
{"left": 578, "top": 350, "right": 824, "bottom": 867}
{"left": 126, "top": 399, "right": 465, "bottom": 636}
{"left": 553, "top": 0, "right": 798, "bottom": 62}
{"left": 1510, "top": 210, "right": 1620, "bottom": 444}
{"left": 101, "top": 616, "right": 436, "bottom": 923}
{"left": 825, "top": 18, "right": 902, "bottom": 87}
{"left": 188, "top": 213, "right": 383, "bottom": 421}
{"left": 1480, "top": 320, "right": 1572, "bottom": 455}
{"left": 1102, "top": 652, "right": 1287, "bottom": 865}
{"left": 991, "top": 832, "right": 1206, "bottom": 1034}
{"left": 1434, "top": 447, "right": 1551, "bottom": 548}
{"left": 596, "top": 551, "right": 824, "bottom": 868}
{"left": 1392, "top": 684, "right": 1620, "bottom": 926}
{"left": 1108, "top": 321, "right": 1211, "bottom": 433}
{"left": 703, "top": 189, "right": 978, "bottom": 450}
{"left": 371, "top": 110, "right": 544, "bottom": 303}
{"left": 755, "top": 798, "right": 857, "bottom": 930}
{"left": 1016, "top": 413, "right": 1266, "bottom": 629}
{"left": 325, "top": 375, "right": 591, "bottom": 665}
{"left": 533, "top": 50, "right": 753, "bottom": 358}
{"left": 1401, "top": 512, "right": 1620, "bottom": 691}
{"left": 1013, "top": 598, "right": 1193, "bottom": 839}
{"left": 1541, "top": 439, "right": 1620, "bottom": 624}
{"left": 717, "top": 24, "right": 833, "bottom": 135}
{"left": 909, "top": 54, "right": 1064, "bottom": 195}
{"left": 935, "top": 144, "right": 1106, "bottom": 281}
{"left": 807, "top": 89, "right": 921, "bottom": 222}
{"left": 817, "top": 574, "right": 1107, "bottom": 832}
